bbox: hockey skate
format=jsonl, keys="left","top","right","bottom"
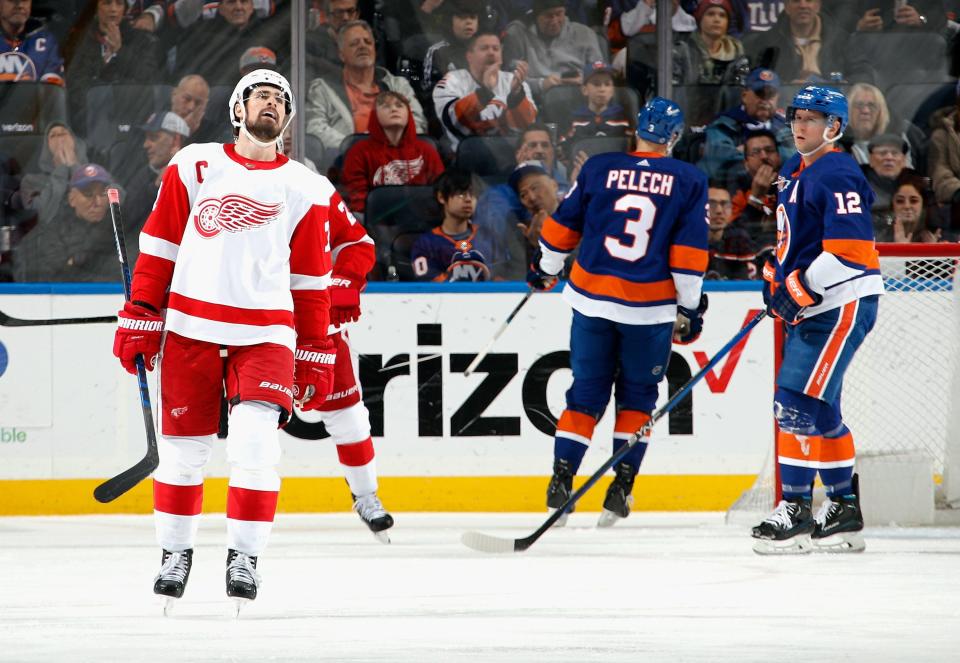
{"left": 153, "top": 548, "right": 193, "bottom": 616}
{"left": 353, "top": 492, "right": 394, "bottom": 543}
{"left": 226, "top": 549, "right": 260, "bottom": 616}
{"left": 751, "top": 498, "right": 815, "bottom": 555}
{"left": 597, "top": 462, "right": 636, "bottom": 528}
{"left": 546, "top": 458, "right": 576, "bottom": 528}
{"left": 812, "top": 477, "right": 865, "bottom": 553}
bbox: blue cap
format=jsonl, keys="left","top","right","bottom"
{"left": 582, "top": 60, "right": 615, "bottom": 82}
{"left": 744, "top": 68, "right": 780, "bottom": 93}
{"left": 70, "top": 163, "right": 112, "bottom": 189}
{"left": 509, "top": 160, "right": 549, "bottom": 192}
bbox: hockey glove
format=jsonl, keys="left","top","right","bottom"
{"left": 329, "top": 277, "right": 362, "bottom": 327}
{"left": 526, "top": 248, "right": 559, "bottom": 291}
{"left": 673, "top": 293, "right": 708, "bottom": 345}
{"left": 113, "top": 301, "right": 164, "bottom": 374}
{"left": 293, "top": 339, "right": 336, "bottom": 411}
{"left": 769, "top": 269, "right": 822, "bottom": 325}
{"left": 761, "top": 259, "right": 776, "bottom": 311}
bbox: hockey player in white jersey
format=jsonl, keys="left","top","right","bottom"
{"left": 112, "top": 69, "right": 343, "bottom": 612}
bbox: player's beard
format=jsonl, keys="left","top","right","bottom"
{"left": 246, "top": 115, "right": 282, "bottom": 143}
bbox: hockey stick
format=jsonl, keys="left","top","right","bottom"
{"left": 0, "top": 310, "right": 117, "bottom": 327}
{"left": 461, "top": 308, "right": 768, "bottom": 553}
{"left": 93, "top": 189, "right": 159, "bottom": 503}
{"left": 463, "top": 290, "right": 534, "bottom": 377}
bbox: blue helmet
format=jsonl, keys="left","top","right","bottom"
{"left": 636, "top": 96, "right": 685, "bottom": 146}
{"left": 787, "top": 85, "right": 848, "bottom": 134}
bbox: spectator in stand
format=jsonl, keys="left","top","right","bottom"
{"left": 422, "top": 0, "right": 480, "bottom": 95}
{"left": 15, "top": 163, "right": 119, "bottom": 282}
{"left": 306, "top": 20, "right": 427, "bottom": 155}
{"left": 433, "top": 30, "right": 537, "bottom": 150}
{"left": 829, "top": 0, "right": 945, "bottom": 34}
{"left": 170, "top": 73, "right": 223, "bottom": 145}
{"left": 126, "top": 1, "right": 167, "bottom": 32}
{"left": 308, "top": 0, "right": 359, "bottom": 70}
{"left": 746, "top": 0, "right": 874, "bottom": 84}
{"left": 929, "top": 87, "right": 960, "bottom": 232}
{"left": 172, "top": 0, "right": 285, "bottom": 85}
{"left": 63, "top": 0, "right": 162, "bottom": 134}
{"left": 411, "top": 168, "right": 490, "bottom": 282}
{"left": 875, "top": 172, "right": 943, "bottom": 243}
{"left": 19, "top": 122, "right": 91, "bottom": 225}
{"left": 705, "top": 183, "right": 754, "bottom": 279}
{"left": 512, "top": 158, "right": 563, "bottom": 266}
{"left": 728, "top": 128, "right": 779, "bottom": 265}
{"left": 558, "top": 61, "right": 632, "bottom": 161}
{"left": 847, "top": 83, "right": 925, "bottom": 170}
{"left": 729, "top": 0, "right": 781, "bottom": 33}
{"left": 699, "top": 67, "right": 793, "bottom": 180}
{"left": 862, "top": 133, "right": 910, "bottom": 215}
{"left": 674, "top": 0, "right": 748, "bottom": 86}
{"left": 341, "top": 91, "right": 444, "bottom": 215}
{"left": 501, "top": 0, "right": 604, "bottom": 99}
{"left": 0, "top": 0, "right": 64, "bottom": 85}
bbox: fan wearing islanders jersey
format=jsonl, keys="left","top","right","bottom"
{"left": 111, "top": 70, "right": 338, "bottom": 607}
{"left": 528, "top": 97, "right": 709, "bottom": 528}
{"left": 751, "top": 86, "right": 884, "bottom": 556}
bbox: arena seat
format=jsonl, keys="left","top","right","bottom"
{"left": 364, "top": 185, "right": 441, "bottom": 280}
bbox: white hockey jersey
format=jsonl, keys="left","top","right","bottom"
{"left": 132, "top": 142, "right": 339, "bottom": 351}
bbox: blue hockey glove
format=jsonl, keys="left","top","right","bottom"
{"left": 674, "top": 293, "right": 708, "bottom": 344}
{"left": 769, "top": 269, "right": 822, "bottom": 324}
{"left": 527, "top": 248, "right": 559, "bottom": 291}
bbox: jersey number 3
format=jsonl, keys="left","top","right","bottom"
{"left": 604, "top": 194, "right": 656, "bottom": 262}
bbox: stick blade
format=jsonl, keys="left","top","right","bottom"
{"left": 460, "top": 531, "right": 521, "bottom": 554}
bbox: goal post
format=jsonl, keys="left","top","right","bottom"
{"left": 727, "top": 242, "right": 960, "bottom": 525}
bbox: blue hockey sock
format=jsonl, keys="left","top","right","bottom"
{"left": 554, "top": 436, "right": 588, "bottom": 472}
{"left": 613, "top": 437, "right": 647, "bottom": 472}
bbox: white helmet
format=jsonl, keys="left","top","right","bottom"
{"left": 228, "top": 68, "right": 296, "bottom": 149}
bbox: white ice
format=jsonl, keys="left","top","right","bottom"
{"left": 1, "top": 513, "right": 959, "bottom": 662}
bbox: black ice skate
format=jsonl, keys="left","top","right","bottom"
{"left": 813, "top": 476, "right": 865, "bottom": 553}
{"left": 751, "top": 497, "right": 815, "bottom": 555}
{"left": 352, "top": 492, "right": 394, "bottom": 544}
{"left": 597, "top": 462, "right": 637, "bottom": 528}
{"left": 226, "top": 549, "right": 260, "bottom": 615}
{"left": 153, "top": 548, "right": 193, "bottom": 616}
{"left": 546, "top": 458, "right": 576, "bottom": 528}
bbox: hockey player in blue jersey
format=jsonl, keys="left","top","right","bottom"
{"left": 0, "top": 1, "right": 64, "bottom": 86}
{"left": 528, "top": 97, "right": 709, "bottom": 527}
{"left": 751, "top": 86, "right": 884, "bottom": 555}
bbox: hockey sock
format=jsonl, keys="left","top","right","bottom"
{"left": 336, "top": 438, "right": 378, "bottom": 496}
{"left": 153, "top": 480, "right": 203, "bottom": 551}
{"left": 553, "top": 409, "right": 597, "bottom": 472}
{"left": 818, "top": 427, "right": 855, "bottom": 498}
{"left": 613, "top": 410, "right": 651, "bottom": 472}
{"left": 777, "top": 431, "right": 821, "bottom": 499}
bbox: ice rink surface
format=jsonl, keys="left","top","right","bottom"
{"left": 2, "top": 512, "right": 959, "bottom": 663}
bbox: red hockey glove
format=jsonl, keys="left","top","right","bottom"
{"left": 769, "top": 269, "right": 822, "bottom": 324}
{"left": 113, "top": 301, "right": 164, "bottom": 374}
{"left": 329, "top": 278, "right": 362, "bottom": 327}
{"left": 293, "top": 339, "right": 336, "bottom": 411}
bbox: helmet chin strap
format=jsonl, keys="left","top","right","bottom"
{"left": 796, "top": 123, "right": 843, "bottom": 158}
{"left": 235, "top": 103, "right": 294, "bottom": 150}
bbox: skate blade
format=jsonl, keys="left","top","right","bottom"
{"left": 549, "top": 509, "right": 568, "bottom": 528}
{"left": 597, "top": 508, "right": 624, "bottom": 528}
{"left": 813, "top": 531, "right": 865, "bottom": 553}
{"left": 752, "top": 534, "right": 813, "bottom": 555}
{"left": 160, "top": 596, "right": 178, "bottom": 617}
{"left": 373, "top": 530, "right": 391, "bottom": 544}
{"left": 230, "top": 597, "right": 254, "bottom": 619}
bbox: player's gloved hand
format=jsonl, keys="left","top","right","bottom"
{"left": 769, "top": 269, "right": 822, "bottom": 324}
{"left": 113, "top": 301, "right": 164, "bottom": 374}
{"left": 293, "top": 339, "right": 336, "bottom": 410}
{"left": 329, "top": 277, "right": 362, "bottom": 326}
{"left": 673, "top": 293, "right": 708, "bottom": 344}
{"left": 526, "top": 248, "right": 559, "bottom": 291}
{"left": 761, "top": 259, "right": 776, "bottom": 311}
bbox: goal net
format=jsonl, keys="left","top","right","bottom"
{"left": 727, "top": 243, "right": 960, "bottom": 524}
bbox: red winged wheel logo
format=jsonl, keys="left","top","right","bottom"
{"left": 193, "top": 194, "right": 283, "bottom": 238}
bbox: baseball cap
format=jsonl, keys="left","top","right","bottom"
{"left": 744, "top": 67, "right": 780, "bottom": 94}
{"left": 868, "top": 133, "right": 909, "bottom": 154}
{"left": 70, "top": 163, "right": 112, "bottom": 189}
{"left": 533, "top": 0, "right": 565, "bottom": 15}
{"left": 582, "top": 60, "right": 615, "bottom": 83}
{"left": 140, "top": 111, "right": 190, "bottom": 138}
{"left": 239, "top": 46, "right": 277, "bottom": 75}
{"left": 509, "top": 160, "right": 549, "bottom": 192}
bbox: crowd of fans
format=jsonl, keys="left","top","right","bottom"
{"left": 1, "top": 0, "right": 959, "bottom": 284}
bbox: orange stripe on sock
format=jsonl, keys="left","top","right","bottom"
{"left": 820, "top": 432, "right": 855, "bottom": 464}
{"left": 614, "top": 410, "right": 651, "bottom": 436}
{"left": 556, "top": 410, "right": 597, "bottom": 439}
{"left": 777, "top": 431, "right": 822, "bottom": 462}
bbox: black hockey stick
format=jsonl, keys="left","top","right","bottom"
{"left": 461, "top": 308, "right": 768, "bottom": 553}
{"left": 463, "top": 290, "right": 534, "bottom": 377}
{"left": 93, "top": 189, "right": 159, "bottom": 503}
{"left": 0, "top": 310, "right": 117, "bottom": 327}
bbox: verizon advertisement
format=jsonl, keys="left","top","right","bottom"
{"left": 0, "top": 289, "right": 773, "bottom": 480}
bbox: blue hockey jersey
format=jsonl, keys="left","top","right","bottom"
{"left": 0, "top": 19, "right": 64, "bottom": 85}
{"left": 539, "top": 151, "right": 709, "bottom": 325}
{"left": 774, "top": 150, "right": 884, "bottom": 316}
{"left": 411, "top": 224, "right": 490, "bottom": 282}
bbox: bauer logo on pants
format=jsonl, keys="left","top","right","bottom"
{"left": 193, "top": 195, "right": 283, "bottom": 238}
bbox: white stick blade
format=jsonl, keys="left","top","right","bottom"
{"left": 460, "top": 531, "right": 516, "bottom": 553}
